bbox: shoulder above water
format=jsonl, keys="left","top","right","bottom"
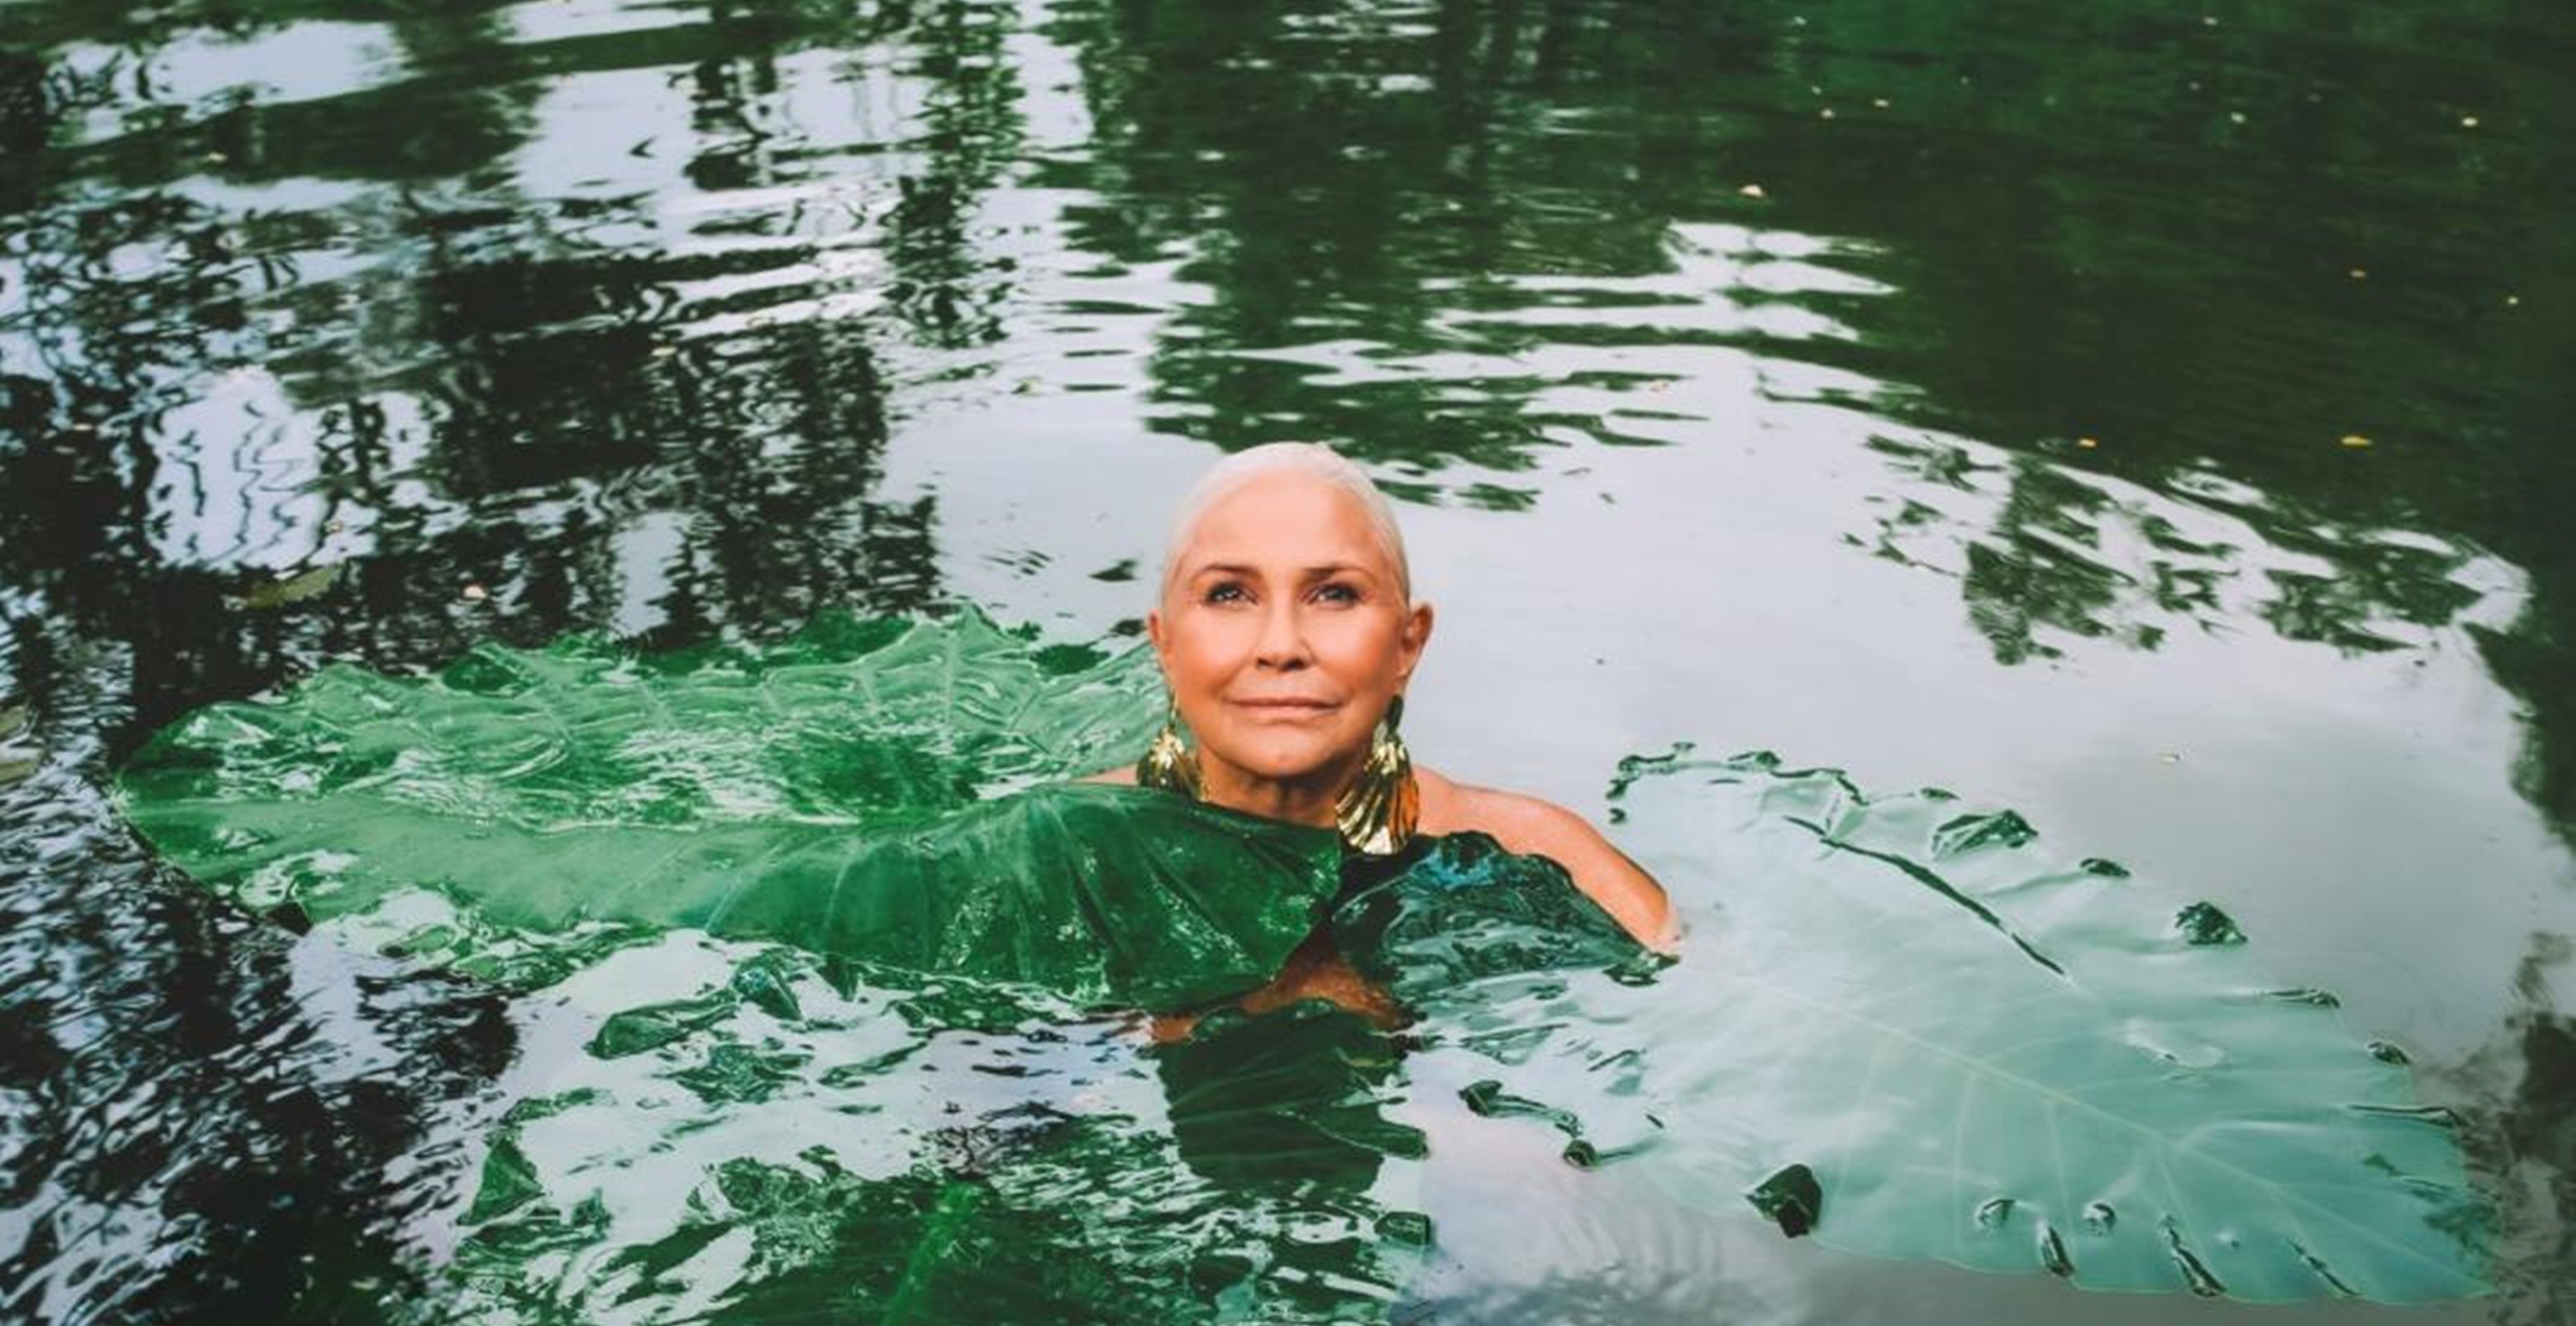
{"left": 1078, "top": 763, "right": 1676, "bottom": 951}
{"left": 1415, "top": 768, "right": 1676, "bottom": 952}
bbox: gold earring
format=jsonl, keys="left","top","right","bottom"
{"left": 1336, "top": 695, "right": 1419, "bottom": 856}
{"left": 1136, "top": 702, "right": 1202, "bottom": 799}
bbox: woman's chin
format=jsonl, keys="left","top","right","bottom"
{"left": 1206, "top": 741, "right": 1347, "bottom": 788}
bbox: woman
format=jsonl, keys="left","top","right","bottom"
{"left": 1092, "top": 443, "right": 1675, "bottom": 1029}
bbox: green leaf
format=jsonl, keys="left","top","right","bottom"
{"left": 237, "top": 562, "right": 342, "bottom": 611}
{"left": 1419, "top": 752, "right": 2490, "bottom": 1303}
{"left": 113, "top": 610, "right": 1340, "bottom": 1009}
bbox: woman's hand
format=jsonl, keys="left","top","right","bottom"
{"left": 1149, "top": 928, "right": 1407, "bottom": 1043}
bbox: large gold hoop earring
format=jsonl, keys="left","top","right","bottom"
{"left": 1136, "top": 702, "right": 1202, "bottom": 800}
{"left": 1336, "top": 695, "right": 1419, "bottom": 856}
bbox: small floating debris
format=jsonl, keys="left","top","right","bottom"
{"left": 2076, "top": 435, "right": 2100, "bottom": 449}
{"left": 240, "top": 563, "right": 342, "bottom": 611}
{"left": 1747, "top": 1164, "right": 1821, "bottom": 1238}
{"left": 2339, "top": 434, "right": 2373, "bottom": 448}
{"left": 2228, "top": 111, "right": 2247, "bottom": 125}
{"left": 2348, "top": 266, "right": 2368, "bottom": 280}
{"left": 0, "top": 703, "right": 34, "bottom": 788}
{"left": 1872, "top": 97, "right": 1891, "bottom": 109}
{"left": 2263, "top": 987, "right": 2342, "bottom": 1008}
{"left": 2506, "top": 293, "right": 2521, "bottom": 307}
{"left": 1819, "top": 107, "right": 1835, "bottom": 119}
{"left": 2174, "top": 901, "right": 2247, "bottom": 946}
{"left": 461, "top": 583, "right": 490, "bottom": 602}
{"left": 2038, "top": 1225, "right": 2074, "bottom": 1277}
{"left": 1738, "top": 184, "right": 1768, "bottom": 199}
{"left": 2459, "top": 114, "right": 2480, "bottom": 129}
{"left": 2156, "top": 751, "right": 2184, "bottom": 764}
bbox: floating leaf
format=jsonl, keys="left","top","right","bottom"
{"left": 238, "top": 562, "right": 341, "bottom": 611}
{"left": 114, "top": 610, "right": 1340, "bottom": 1009}
{"left": 1415, "top": 753, "right": 2490, "bottom": 1303}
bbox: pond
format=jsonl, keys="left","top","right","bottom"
{"left": 1, "top": 0, "right": 2569, "bottom": 1322}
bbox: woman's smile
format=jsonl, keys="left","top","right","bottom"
{"left": 1229, "top": 696, "right": 1340, "bottom": 720}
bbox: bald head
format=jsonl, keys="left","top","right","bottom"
{"left": 1159, "top": 443, "right": 1412, "bottom": 601}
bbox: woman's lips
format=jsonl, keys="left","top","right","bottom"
{"left": 1229, "top": 697, "right": 1338, "bottom": 719}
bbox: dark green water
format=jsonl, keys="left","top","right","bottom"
{"left": 2, "top": 1, "right": 2571, "bottom": 1322}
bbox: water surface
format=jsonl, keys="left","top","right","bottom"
{"left": 3, "top": 0, "right": 2571, "bottom": 1321}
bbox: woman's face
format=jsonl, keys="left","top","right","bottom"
{"left": 1151, "top": 473, "right": 1432, "bottom": 803}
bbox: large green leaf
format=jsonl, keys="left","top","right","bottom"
{"left": 1394, "top": 751, "right": 2491, "bottom": 1303}
{"left": 114, "top": 610, "right": 1340, "bottom": 1009}
{"left": 123, "top": 606, "right": 1163, "bottom": 830}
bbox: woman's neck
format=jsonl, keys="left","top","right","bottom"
{"left": 1198, "top": 756, "right": 1358, "bottom": 830}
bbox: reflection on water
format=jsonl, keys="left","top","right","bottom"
{"left": 3, "top": 0, "right": 2572, "bottom": 1322}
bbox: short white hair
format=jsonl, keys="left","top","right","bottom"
{"left": 1160, "top": 442, "right": 1412, "bottom": 599}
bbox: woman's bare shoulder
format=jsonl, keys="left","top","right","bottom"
{"left": 1080, "top": 766, "right": 1138, "bottom": 785}
{"left": 1417, "top": 769, "right": 1677, "bottom": 952}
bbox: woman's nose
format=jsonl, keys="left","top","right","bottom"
{"left": 1254, "top": 600, "right": 1309, "bottom": 667}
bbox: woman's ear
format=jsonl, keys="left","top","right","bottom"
{"left": 1397, "top": 600, "right": 1435, "bottom": 684}
{"left": 1146, "top": 609, "right": 1171, "bottom": 668}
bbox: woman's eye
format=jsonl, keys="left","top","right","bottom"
{"left": 1204, "top": 582, "right": 1249, "bottom": 605}
{"left": 1313, "top": 582, "right": 1361, "bottom": 605}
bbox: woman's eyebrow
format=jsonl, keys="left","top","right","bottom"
{"left": 1186, "top": 561, "right": 1375, "bottom": 579}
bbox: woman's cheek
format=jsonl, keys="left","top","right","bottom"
{"left": 1173, "top": 616, "right": 1245, "bottom": 687}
